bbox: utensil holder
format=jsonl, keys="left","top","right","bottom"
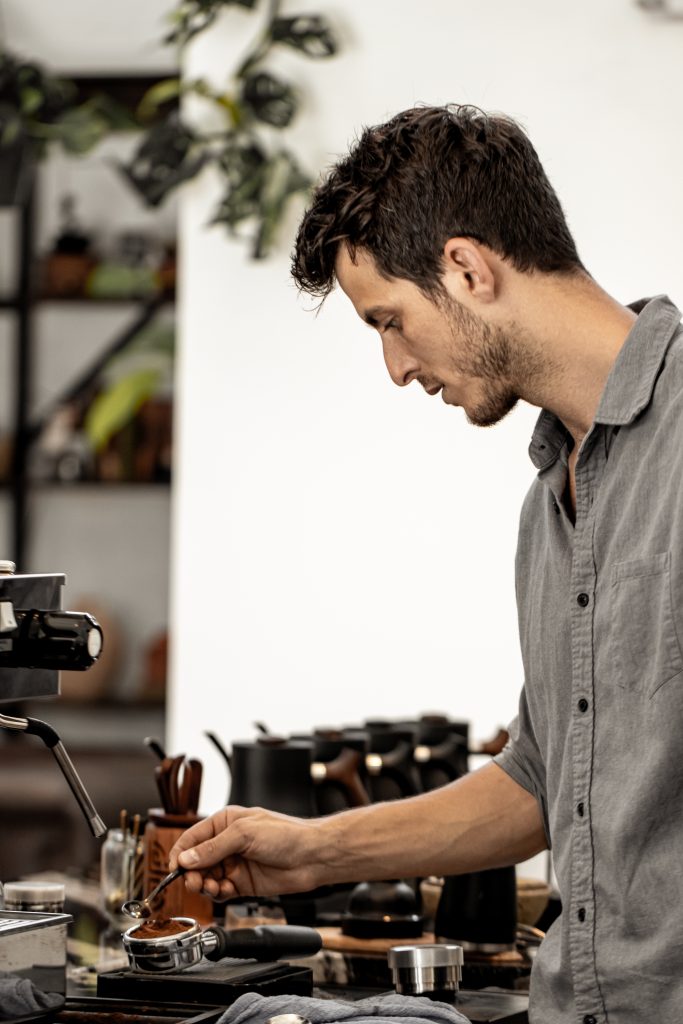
{"left": 142, "top": 809, "right": 214, "bottom": 924}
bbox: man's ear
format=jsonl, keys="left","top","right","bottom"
{"left": 442, "top": 237, "right": 496, "bottom": 303}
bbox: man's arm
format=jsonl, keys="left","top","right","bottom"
{"left": 169, "top": 761, "right": 546, "bottom": 900}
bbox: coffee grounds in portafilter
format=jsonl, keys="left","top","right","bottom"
{"left": 129, "top": 917, "right": 192, "bottom": 939}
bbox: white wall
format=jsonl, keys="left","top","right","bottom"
{"left": 0, "top": 0, "right": 174, "bottom": 73}
{"left": 170, "top": 0, "right": 683, "bottom": 815}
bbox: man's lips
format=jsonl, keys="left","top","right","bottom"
{"left": 424, "top": 385, "right": 443, "bottom": 396}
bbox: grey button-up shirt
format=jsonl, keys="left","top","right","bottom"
{"left": 495, "top": 295, "right": 683, "bottom": 1023}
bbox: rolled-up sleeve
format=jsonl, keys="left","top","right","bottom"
{"left": 494, "top": 684, "right": 551, "bottom": 848}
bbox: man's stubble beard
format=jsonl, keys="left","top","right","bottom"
{"left": 444, "top": 296, "right": 545, "bottom": 428}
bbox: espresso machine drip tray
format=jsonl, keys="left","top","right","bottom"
{"left": 97, "top": 958, "right": 314, "bottom": 1005}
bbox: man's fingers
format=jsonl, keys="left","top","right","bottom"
{"left": 218, "top": 877, "right": 239, "bottom": 899}
{"left": 177, "top": 829, "right": 248, "bottom": 871}
{"left": 168, "top": 815, "right": 222, "bottom": 869}
{"left": 169, "top": 808, "right": 256, "bottom": 871}
{"left": 200, "top": 876, "right": 220, "bottom": 898}
{"left": 183, "top": 868, "right": 207, "bottom": 894}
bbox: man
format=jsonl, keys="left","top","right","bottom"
{"left": 170, "top": 106, "right": 683, "bottom": 1023}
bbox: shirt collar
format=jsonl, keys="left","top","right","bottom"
{"left": 528, "top": 295, "right": 682, "bottom": 471}
{"left": 595, "top": 294, "right": 682, "bottom": 426}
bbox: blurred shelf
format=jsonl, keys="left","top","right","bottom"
{"left": 23, "top": 697, "right": 165, "bottom": 712}
{"left": 16, "top": 698, "right": 166, "bottom": 748}
{"left": 29, "top": 480, "right": 171, "bottom": 489}
{"left": 0, "top": 481, "right": 171, "bottom": 492}
{"left": 0, "top": 75, "right": 175, "bottom": 713}
{"left": 0, "top": 293, "right": 175, "bottom": 308}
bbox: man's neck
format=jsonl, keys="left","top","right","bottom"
{"left": 506, "top": 273, "right": 637, "bottom": 449}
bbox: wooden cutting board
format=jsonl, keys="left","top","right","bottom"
{"left": 317, "top": 927, "right": 526, "bottom": 965}
{"left": 317, "top": 926, "right": 437, "bottom": 955}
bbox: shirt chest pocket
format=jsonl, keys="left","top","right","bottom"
{"left": 610, "top": 551, "right": 683, "bottom": 697}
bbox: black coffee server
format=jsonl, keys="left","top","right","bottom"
{"left": 434, "top": 867, "right": 517, "bottom": 952}
{"left": 412, "top": 714, "right": 469, "bottom": 792}
{"left": 308, "top": 729, "right": 371, "bottom": 814}
{"left": 362, "top": 720, "right": 421, "bottom": 801}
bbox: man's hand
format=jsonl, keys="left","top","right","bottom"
{"left": 168, "top": 806, "right": 326, "bottom": 900}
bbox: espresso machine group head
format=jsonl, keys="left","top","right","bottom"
{"left": 0, "top": 561, "right": 106, "bottom": 837}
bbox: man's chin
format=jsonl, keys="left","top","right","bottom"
{"left": 464, "top": 394, "right": 519, "bottom": 428}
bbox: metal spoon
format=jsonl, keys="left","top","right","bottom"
{"left": 121, "top": 866, "right": 185, "bottom": 920}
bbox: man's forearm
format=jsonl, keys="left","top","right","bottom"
{"left": 315, "top": 761, "right": 547, "bottom": 884}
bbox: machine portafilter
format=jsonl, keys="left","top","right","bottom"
{"left": 0, "top": 561, "right": 106, "bottom": 837}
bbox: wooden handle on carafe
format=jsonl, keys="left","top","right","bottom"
{"left": 313, "top": 747, "right": 371, "bottom": 806}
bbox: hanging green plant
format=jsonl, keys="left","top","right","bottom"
{"left": 0, "top": 49, "right": 135, "bottom": 204}
{"left": 121, "top": 0, "right": 339, "bottom": 258}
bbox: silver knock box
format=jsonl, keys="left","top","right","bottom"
{"left": 0, "top": 910, "right": 72, "bottom": 994}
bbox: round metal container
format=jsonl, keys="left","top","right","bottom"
{"left": 388, "top": 943, "right": 464, "bottom": 997}
{"left": 123, "top": 917, "right": 203, "bottom": 974}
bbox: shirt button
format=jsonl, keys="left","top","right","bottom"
{"left": 583, "top": 1017, "right": 597, "bottom": 1024}
{"left": 577, "top": 802, "right": 584, "bottom": 817}
{"left": 577, "top": 592, "right": 590, "bottom": 607}
{"left": 578, "top": 907, "right": 586, "bottom": 922}
{"left": 578, "top": 698, "right": 589, "bottom": 712}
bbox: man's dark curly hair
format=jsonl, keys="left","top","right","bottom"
{"left": 292, "top": 104, "right": 584, "bottom": 301}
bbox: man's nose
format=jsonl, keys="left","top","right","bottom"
{"left": 381, "top": 334, "right": 419, "bottom": 387}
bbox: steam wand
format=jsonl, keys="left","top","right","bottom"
{"left": 0, "top": 711, "right": 106, "bottom": 837}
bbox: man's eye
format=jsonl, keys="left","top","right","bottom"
{"left": 385, "top": 320, "right": 401, "bottom": 331}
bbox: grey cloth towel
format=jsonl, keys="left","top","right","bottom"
{"left": 0, "top": 970, "right": 64, "bottom": 1019}
{"left": 218, "top": 992, "right": 470, "bottom": 1024}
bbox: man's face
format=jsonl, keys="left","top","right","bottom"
{"left": 335, "top": 246, "right": 520, "bottom": 427}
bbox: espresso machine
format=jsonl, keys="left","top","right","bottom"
{"left": 0, "top": 561, "right": 106, "bottom": 837}
{"left": 0, "top": 561, "right": 107, "bottom": 1007}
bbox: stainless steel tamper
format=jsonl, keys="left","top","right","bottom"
{"left": 388, "top": 943, "right": 464, "bottom": 1001}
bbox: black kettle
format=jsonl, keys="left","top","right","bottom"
{"left": 228, "top": 736, "right": 317, "bottom": 817}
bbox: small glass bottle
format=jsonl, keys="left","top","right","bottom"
{"left": 100, "top": 827, "right": 136, "bottom": 930}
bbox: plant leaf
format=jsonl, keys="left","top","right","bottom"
{"left": 271, "top": 15, "right": 337, "bottom": 59}
{"left": 252, "top": 150, "right": 311, "bottom": 258}
{"left": 165, "top": 0, "right": 257, "bottom": 47}
{"left": 211, "top": 139, "right": 267, "bottom": 226}
{"left": 137, "top": 78, "right": 182, "bottom": 122}
{"left": 118, "top": 113, "right": 206, "bottom": 206}
{"left": 87, "top": 93, "right": 138, "bottom": 132}
{"left": 52, "top": 105, "right": 111, "bottom": 154}
{"left": 0, "top": 106, "right": 24, "bottom": 147}
{"left": 84, "top": 368, "right": 161, "bottom": 452}
{"left": 19, "top": 85, "right": 42, "bottom": 117}
{"left": 240, "top": 71, "right": 298, "bottom": 128}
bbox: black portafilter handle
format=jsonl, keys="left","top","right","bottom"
{"left": 202, "top": 924, "right": 322, "bottom": 963}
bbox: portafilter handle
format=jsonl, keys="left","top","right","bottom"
{"left": 202, "top": 924, "right": 322, "bottom": 963}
